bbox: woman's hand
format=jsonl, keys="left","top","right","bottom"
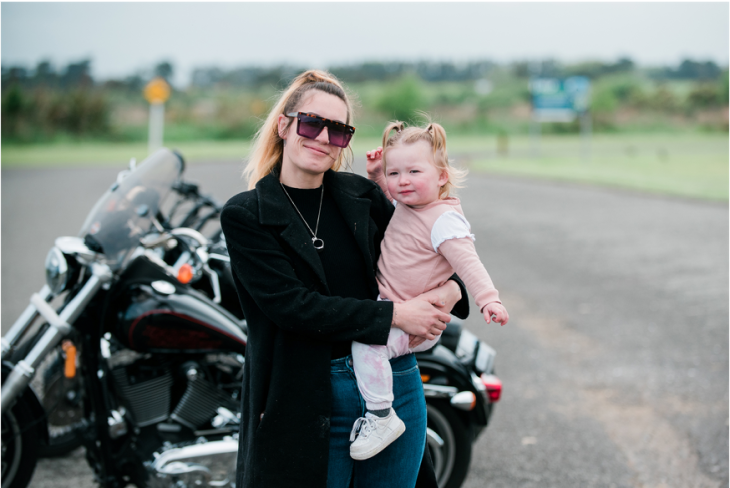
{"left": 483, "top": 302, "right": 509, "bottom": 326}
{"left": 392, "top": 297, "right": 451, "bottom": 341}
{"left": 415, "top": 280, "right": 462, "bottom": 314}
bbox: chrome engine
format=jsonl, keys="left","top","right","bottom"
{"left": 102, "top": 340, "right": 244, "bottom": 487}
{"left": 147, "top": 438, "right": 238, "bottom": 488}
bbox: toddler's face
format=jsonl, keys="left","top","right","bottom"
{"left": 385, "top": 141, "right": 448, "bottom": 208}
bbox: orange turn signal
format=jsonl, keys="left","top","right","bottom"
{"left": 177, "top": 263, "right": 194, "bottom": 284}
{"left": 420, "top": 374, "right": 431, "bottom": 383}
{"left": 62, "top": 340, "right": 77, "bottom": 378}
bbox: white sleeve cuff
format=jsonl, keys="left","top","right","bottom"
{"left": 431, "top": 211, "right": 475, "bottom": 252}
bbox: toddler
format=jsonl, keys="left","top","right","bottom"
{"left": 348, "top": 121, "right": 509, "bottom": 460}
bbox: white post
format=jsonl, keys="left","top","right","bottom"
{"left": 148, "top": 102, "right": 165, "bottom": 154}
{"left": 530, "top": 115, "right": 541, "bottom": 158}
{"left": 580, "top": 111, "right": 592, "bottom": 162}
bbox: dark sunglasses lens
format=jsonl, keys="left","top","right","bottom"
{"left": 297, "top": 116, "right": 325, "bottom": 140}
{"left": 296, "top": 114, "right": 352, "bottom": 147}
{"left": 327, "top": 127, "right": 352, "bottom": 148}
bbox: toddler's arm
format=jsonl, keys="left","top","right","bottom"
{"left": 366, "top": 147, "right": 393, "bottom": 201}
{"left": 438, "top": 238, "right": 509, "bottom": 326}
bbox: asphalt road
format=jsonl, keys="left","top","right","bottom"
{"left": 2, "top": 156, "right": 727, "bottom": 488}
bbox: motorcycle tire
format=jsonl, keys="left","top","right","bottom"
{"left": 426, "top": 401, "right": 472, "bottom": 488}
{"left": 33, "top": 346, "right": 84, "bottom": 458}
{"left": 1, "top": 395, "right": 40, "bottom": 488}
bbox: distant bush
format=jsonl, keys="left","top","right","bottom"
{"left": 375, "top": 75, "right": 427, "bottom": 123}
{"left": 2, "top": 85, "right": 110, "bottom": 142}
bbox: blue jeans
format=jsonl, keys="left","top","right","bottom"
{"left": 328, "top": 353, "right": 427, "bottom": 488}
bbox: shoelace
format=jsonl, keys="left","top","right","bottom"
{"left": 349, "top": 416, "right": 377, "bottom": 442}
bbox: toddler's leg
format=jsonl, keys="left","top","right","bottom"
{"left": 349, "top": 331, "right": 411, "bottom": 460}
{"left": 351, "top": 329, "right": 412, "bottom": 411}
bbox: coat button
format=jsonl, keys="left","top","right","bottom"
{"left": 348, "top": 358, "right": 353, "bottom": 367}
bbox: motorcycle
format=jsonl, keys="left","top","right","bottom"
{"left": 1, "top": 148, "right": 501, "bottom": 488}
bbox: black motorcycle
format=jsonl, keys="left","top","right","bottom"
{"left": 1, "top": 149, "right": 501, "bottom": 488}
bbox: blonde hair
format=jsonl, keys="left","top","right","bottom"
{"left": 243, "top": 70, "right": 354, "bottom": 189}
{"left": 381, "top": 120, "right": 466, "bottom": 199}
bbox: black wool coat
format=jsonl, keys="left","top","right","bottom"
{"left": 220, "top": 169, "right": 468, "bottom": 488}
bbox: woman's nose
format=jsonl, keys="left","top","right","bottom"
{"left": 315, "top": 126, "right": 330, "bottom": 144}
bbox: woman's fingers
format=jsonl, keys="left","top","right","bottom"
{"left": 393, "top": 299, "right": 451, "bottom": 338}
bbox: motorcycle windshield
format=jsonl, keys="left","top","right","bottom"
{"left": 78, "top": 149, "right": 183, "bottom": 269}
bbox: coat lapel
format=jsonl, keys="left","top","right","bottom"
{"left": 324, "top": 171, "right": 378, "bottom": 288}
{"left": 256, "top": 173, "right": 329, "bottom": 288}
{"left": 256, "top": 170, "right": 380, "bottom": 295}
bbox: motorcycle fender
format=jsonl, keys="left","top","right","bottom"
{"left": 416, "top": 346, "right": 489, "bottom": 427}
{"left": 1, "top": 362, "right": 49, "bottom": 443}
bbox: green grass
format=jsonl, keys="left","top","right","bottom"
{"left": 3, "top": 133, "right": 727, "bottom": 201}
{"left": 1, "top": 140, "right": 252, "bottom": 168}
{"left": 462, "top": 133, "right": 729, "bottom": 201}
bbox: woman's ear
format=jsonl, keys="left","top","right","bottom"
{"left": 277, "top": 113, "right": 291, "bottom": 140}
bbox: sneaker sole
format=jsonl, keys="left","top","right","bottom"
{"left": 350, "top": 421, "right": 406, "bottom": 461}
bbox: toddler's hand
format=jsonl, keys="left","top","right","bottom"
{"left": 409, "top": 334, "right": 426, "bottom": 348}
{"left": 483, "top": 303, "right": 509, "bottom": 326}
{"left": 366, "top": 147, "right": 384, "bottom": 178}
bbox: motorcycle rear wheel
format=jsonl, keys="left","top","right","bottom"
{"left": 426, "top": 401, "right": 472, "bottom": 488}
{"left": 1, "top": 396, "right": 40, "bottom": 488}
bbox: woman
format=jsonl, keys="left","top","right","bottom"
{"left": 220, "top": 70, "right": 469, "bottom": 488}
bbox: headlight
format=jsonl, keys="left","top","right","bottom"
{"left": 45, "top": 247, "right": 69, "bottom": 294}
{"left": 475, "top": 341, "right": 496, "bottom": 374}
{"left": 455, "top": 329, "right": 478, "bottom": 361}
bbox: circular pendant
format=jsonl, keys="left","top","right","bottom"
{"left": 312, "top": 237, "right": 324, "bottom": 251}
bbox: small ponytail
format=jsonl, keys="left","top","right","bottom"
{"left": 381, "top": 118, "right": 466, "bottom": 199}
{"left": 381, "top": 121, "right": 405, "bottom": 151}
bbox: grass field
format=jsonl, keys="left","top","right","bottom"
{"left": 2, "top": 133, "right": 727, "bottom": 201}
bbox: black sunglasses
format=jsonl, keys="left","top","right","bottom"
{"left": 286, "top": 112, "right": 355, "bottom": 148}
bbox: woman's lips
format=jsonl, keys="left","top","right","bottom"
{"left": 304, "top": 144, "right": 329, "bottom": 156}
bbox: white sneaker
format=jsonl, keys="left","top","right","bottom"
{"left": 349, "top": 410, "right": 406, "bottom": 460}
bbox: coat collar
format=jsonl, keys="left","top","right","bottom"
{"left": 255, "top": 170, "right": 377, "bottom": 291}
{"left": 256, "top": 169, "right": 374, "bottom": 225}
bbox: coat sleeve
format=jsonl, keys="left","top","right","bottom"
{"left": 448, "top": 273, "right": 470, "bottom": 320}
{"left": 221, "top": 203, "right": 392, "bottom": 346}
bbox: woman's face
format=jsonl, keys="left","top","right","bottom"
{"left": 278, "top": 90, "right": 349, "bottom": 187}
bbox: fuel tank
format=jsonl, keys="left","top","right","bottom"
{"left": 111, "top": 256, "right": 247, "bottom": 354}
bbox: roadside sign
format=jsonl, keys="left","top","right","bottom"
{"left": 528, "top": 76, "right": 592, "bottom": 161}
{"left": 530, "top": 76, "right": 590, "bottom": 122}
{"left": 144, "top": 77, "right": 171, "bottom": 105}
{"left": 144, "top": 77, "right": 170, "bottom": 153}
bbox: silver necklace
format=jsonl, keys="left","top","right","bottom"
{"left": 280, "top": 181, "right": 325, "bottom": 252}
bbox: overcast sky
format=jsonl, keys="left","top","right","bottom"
{"left": 2, "top": 2, "right": 728, "bottom": 87}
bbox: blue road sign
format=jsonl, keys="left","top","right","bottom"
{"left": 530, "top": 76, "right": 591, "bottom": 122}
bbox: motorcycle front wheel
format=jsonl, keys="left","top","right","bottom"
{"left": 1, "top": 395, "right": 40, "bottom": 488}
{"left": 33, "top": 346, "right": 84, "bottom": 458}
{"left": 426, "top": 401, "right": 472, "bottom": 488}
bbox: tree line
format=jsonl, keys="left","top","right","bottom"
{"left": 1, "top": 57, "right": 727, "bottom": 143}
{"left": 2, "top": 57, "right": 726, "bottom": 90}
